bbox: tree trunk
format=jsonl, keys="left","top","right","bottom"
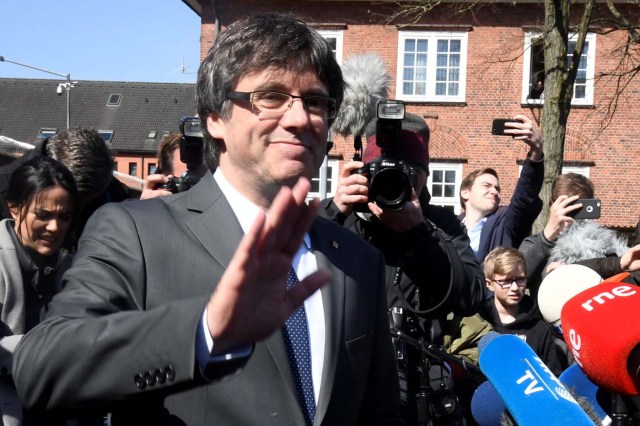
{"left": 532, "top": 0, "right": 594, "bottom": 234}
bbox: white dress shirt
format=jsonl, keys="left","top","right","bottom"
{"left": 198, "top": 169, "right": 325, "bottom": 403}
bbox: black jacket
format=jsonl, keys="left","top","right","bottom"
{"left": 320, "top": 196, "right": 485, "bottom": 341}
{"left": 480, "top": 294, "right": 569, "bottom": 376}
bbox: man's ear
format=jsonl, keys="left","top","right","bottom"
{"left": 206, "top": 113, "right": 224, "bottom": 140}
{"left": 460, "top": 188, "right": 470, "bottom": 203}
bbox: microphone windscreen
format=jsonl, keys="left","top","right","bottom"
{"left": 538, "top": 264, "right": 602, "bottom": 324}
{"left": 471, "top": 381, "right": 505, "bottom": 426}
{"left": 561, "top": 280, "right": 640, "bottom": 395}
{"left": 479, "top": 334, "right": 594, "bottom": 425}
{"left": 477, "top": 331, "right": 501, "bottom": 355}
{"left": 331, "top": 53, "right": 390, "bottom": 137}
{"left": 559, "top": 365, "right": 609, "bottom": 423}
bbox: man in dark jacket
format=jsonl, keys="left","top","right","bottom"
{"left": 320, "top": 113, "right": 485, "bottom": 425}
{"left": 458, "top": 115, "right": 544, "bottom": 262}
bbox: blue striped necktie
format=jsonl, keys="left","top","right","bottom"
{"left": 282, "top": 267, "right": 316, "bottom": 425}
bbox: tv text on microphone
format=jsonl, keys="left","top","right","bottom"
{"left": 478, "top": 332, "right": 594, "bottom": 425}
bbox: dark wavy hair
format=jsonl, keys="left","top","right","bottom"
{"left": 46, "top": 127, "right": 113, "bottom": 196}
{"left": 196, "top": 12, "right": 344, "bottom": 166}
{"left": 6, "top": 156, "right": 80, "bottom": 237}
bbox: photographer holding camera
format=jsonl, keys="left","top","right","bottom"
{"left": 141, "top": 117, "right": 209, "bottom": 199}
{"left": 321, "top": 108, "right": 485, "bottom": 425}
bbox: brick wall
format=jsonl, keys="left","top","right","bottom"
{"left": 196, "top": 0, "right": 640, "bottom": 229}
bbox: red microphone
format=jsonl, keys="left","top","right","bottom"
{"left": 561, "top": 280, "right": 640, "bottom": 395}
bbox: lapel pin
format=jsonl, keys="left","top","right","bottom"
{"left": 332, "top": 240, "right": 339, "bottom": 249}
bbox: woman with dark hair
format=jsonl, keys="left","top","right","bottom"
{"left": 0, "top": 156, "right": 79, "bottom": 426}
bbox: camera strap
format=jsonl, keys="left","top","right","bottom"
{"left": 352, "top": 134, "right": 362, "bottom": 161}
{"left": 392, "top": 223, "right": 454, "bottom": 317}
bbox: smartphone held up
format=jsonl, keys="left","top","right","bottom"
{"left": 491, "top": 118, "right": 521, "bottom": 136}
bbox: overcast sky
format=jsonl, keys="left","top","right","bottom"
{"left": 1, "top": 0, "right": 201, "bottom": 83}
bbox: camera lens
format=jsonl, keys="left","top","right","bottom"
{"left": 369, "top": 168, "right": 412, "bottom": 211}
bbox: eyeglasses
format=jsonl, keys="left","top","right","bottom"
{"left": 226, "top": 90, "right": 338, "bottom": 119}
{"left": 491, "top": 277, "right": 527, "bottom": 289}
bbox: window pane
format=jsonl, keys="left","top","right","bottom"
{"left": 433, "top": 170, "right": 443, "bottom": 182}
{"left": 435, "top": 82, "right": 446, "bottom": 95}
{"left": 403, "top": 82, "right": 413, "bottom": 95}
{"left": 574, "top": 85, "right": 585, "bottom": 98}
{"left": 437, "top": 39, "right": 448, "bottom": 52}
{"left": 417, "top": 39, "right": 428, "bottom": 52}
{"left": 417, "top": 53, "right": 427, "bottom": 67}
{"left": 450, "top": 54, "right": 460, "bottom": 67}
{"left": 433, "top": 186, "right": 443, "bottom": 197}
{"left": 445, "top": 170, "right": 455, "bottom": 183}
{"left": 437, "top": 54, "right": 447, "bottom": 67}
{"left": 404, "top": 53, "right": 415, "bottom": 66}
{"left": 444, "top": 185, "right": 455, "bottom": 197}
{"left": 416, "top": 67, "right": 427, "bottom": 81}
{"left": 325, "top": 37, "right": 337, "bottom": 51}
{"left": 436, "top": 68, "right": 446, "bottom": 81}
{"left": 415, "top": 82, "right": 426, "bottom": 95}
{"left": 404, "top": 68, "right": 414, "bottom": 80}
{"left": 405, "top": 39, "right": 416, "bottom": 51}
{"left": 579, "top": 57, "right": 587, "bottom": 70}
{"left": 449, "top": 68, "right": 459, "bottom": 81}
{"left": 448, "top": 83, "right": 459, "bottom": 96}
{"left": 450, "top": 40, "right": 461, "bottom": 52}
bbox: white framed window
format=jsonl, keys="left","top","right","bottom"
{"left": 308, "top": 158, "right": 339, "bottom": 201}
{"left": 427, "top": 163, "right": 463, "bottom": 214}
{"left": 522, "top": 32, "right": 596, "bottom": 105}
{"left": 396, "top": 31, "right": 468, "bottom": 103}
{"left": 561, "top": 165, "right": 590, "bottom": 178}
{"left": 518, "top": 164, "right": 590, "bottom": 178}
{"left": 318, "top": 30, "right": 344, "bottom": 65}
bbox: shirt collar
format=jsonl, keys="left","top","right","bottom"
{"left": 213, "top": 169, "right": 311, "bottom": 250}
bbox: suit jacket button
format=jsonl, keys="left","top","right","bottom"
{"left": 144, "top": 370, "right": 155, "bottom": 386}
{"left": 154, "top": 368, "right": 166, "bottom": 384}
{"left": 164, "top": 365, "right": 176, "bottom": 382}
{"left": 134, "top": 373, "right": 146, "bottom": 390}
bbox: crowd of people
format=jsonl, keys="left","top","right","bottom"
{"left": 0, "top": 11, "right": 638, "bottom": 426}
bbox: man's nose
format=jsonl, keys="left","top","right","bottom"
{"left": 280, "top": 98, "right": 311, "bottom": 128}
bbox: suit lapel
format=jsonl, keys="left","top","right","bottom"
{"left": 185, "top": 173, "right": 244, "bottom": 269}
{"left": 310, "top": 220, "right": 345, "bottom": 424}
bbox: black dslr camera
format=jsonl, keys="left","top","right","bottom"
{"left": 353, "top": 100, "right": 418, "bottom": 211}
{"left": 159, "top": 116, "right": 205, "bottom": 193}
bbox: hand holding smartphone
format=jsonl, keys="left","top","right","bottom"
{"left": 491, "top": 118, "right": 521, "bottom": 136}
{"left": 569, "top": 198, "right": 601, "bottom": 220}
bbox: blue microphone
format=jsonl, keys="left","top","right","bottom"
{"left": 471, "top": 380, "right": 506, "bottom": 426}
{"left": 478, "top": 333, "right": 595, "bottom": 425}
{"left": 559, "top": 365, "right": 611, "bottom": 425}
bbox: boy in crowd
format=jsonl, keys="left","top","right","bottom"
{"left": 480, "top": 247, "right": 570, "bottom": 377}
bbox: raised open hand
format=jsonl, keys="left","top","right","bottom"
{"left": 206, "top": 177, "right": 332, "bottom": 354}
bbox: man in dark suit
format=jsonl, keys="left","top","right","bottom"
{"left": 13, "top": 12, "right": 401, "bottom": 426}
